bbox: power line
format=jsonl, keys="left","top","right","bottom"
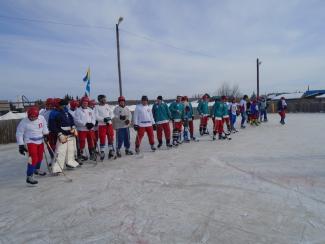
{"left": 0, "top": 14, "right": 215, "bottom": 58}
{"left": 0, "top": 14, "right": 115, "bottom": 30}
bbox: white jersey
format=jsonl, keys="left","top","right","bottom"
{"left": 240, "top": 99, "right": 247, "bottom": 112}
{"left": 231, "top": 103, "right": 238, "bottom": 115}
{"left": 74, "top": 107, "right": 96, "bottom": 131}
{"left": 39, "top": 109, "right": 52, "bottom": 123}
{"left": 16, "top": 115, "right": 49, "bottom": 145}
{"left": 68, "top": 109, "right": 76, "bottom": 119}
{"left": 94, "top": 104, "right": 114, "bottom": 126}
{"left": 133, "top": 104, "right": 155, "bottom": 127}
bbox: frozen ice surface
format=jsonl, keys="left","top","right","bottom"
{"left": 0, "top": 113, "right": 325, "bottom": 243}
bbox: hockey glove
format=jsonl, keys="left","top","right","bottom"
{"left": 120, "top": 115, "right": 126, "bottom": 121}
{"left": 153, "top": 124, "right": 157, "bottom": 131}
{"left": 19, "top": 145, "right": 28, "bottom": 155}
{"left": 58, "top": 133, "right": 68, "bottom": 144}
{"left": 134, "top": 125, "right": 139, "bottom": 131}
{"left": 103, "top": 117, "right": 111, "bottom": 123}
{"left": 125, "top": 119, "right": 130, "bottom": 125}
{"left": 85, "top": 123, "right": 94, "bottom": 130}
{"left": 70, "top": 128, "right": 78, "bottom": 137}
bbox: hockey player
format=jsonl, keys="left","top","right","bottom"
{"left": 40, "top": 98, "right": 54, "bottom": 123}
{"left": 51, "top": 99, "right": 79, "bottom": 174}
{"left": 222, "top": 96, "right": 231, "bottom": 134}
{"left": 230, "top": 97, "right": 239, "bottom": 132}
{"left": 152, "top": 95, "right": 172, "bottom": 148}
{"left": 182, "top": 96, "right": 196, "bottom": 141}
{"left": 169, "top": 95, "right": 185, "bottom": 145}
{"left": 197, "top": 94, "right": 210, "bottom": 135}
{"left": 68, "top": 99, "right": 79, "bottom": 118}
{"left": 47, "top": 98, "right": 61, "bottom": 153}
{"left": 259, "top": 97, "right": 268, "bottom": 122}
{"left": 250, "top": 99, "right": 259, "bottom": 126}
{"left": 277, "top": 97, "right": 287, "bottom": 125}
{"left": 94, "top": 95, "right": 115, "bottom": 160}
{"left": 16, "top": 106, "right": 49, "bottom": 185}
{"left": 112, "top": 96, "right": 133, "bottom": 157}
{"left": 74, "top": 96, "right": 97, "bottom": 161}
{"left": 239, "top": 95, "right": 248, "bottom": 128}
{"left": 211, "top": 97, "right": 226, "bottom": 140}
{"left": 133, "top": 95, "right": 156, "bottom": 153}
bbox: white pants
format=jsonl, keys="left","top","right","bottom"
{"left": 52, "top": 136, "right": 79, "bottom": 173}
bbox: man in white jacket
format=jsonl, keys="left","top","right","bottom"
{"left": 133, "top": 95, "right": 156, "bottom": 153}
{"left": 94, "top": 94, "right": 115, "bottom": 160}
{"left": 74, "top": 96, "right": 97, "bottom": 161}
{"left": 16, "top": 106, "right": 49, "bottom": 185}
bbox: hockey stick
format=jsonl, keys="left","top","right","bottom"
{"left": 43, "top": 149, "right": 52, "bottom": 174}
{"left": 45, "top": 140, "right": 73, "bottom": 182}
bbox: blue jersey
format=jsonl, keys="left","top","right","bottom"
{"left": 51, "top": 108, "right": 75, "bottom": 135}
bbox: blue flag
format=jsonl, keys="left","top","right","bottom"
{"left": 83, "top": 67, "right": 90, "bottom": 96}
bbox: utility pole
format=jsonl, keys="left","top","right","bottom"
{"left": 116, "top": 17, "right": 123, "bottom": 97}
{"left": 257, "top": 58, "right": 262, "bottom": 98}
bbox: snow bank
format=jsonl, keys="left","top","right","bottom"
{"left": 316, "top": 94, "right": 325, "bottom": 98}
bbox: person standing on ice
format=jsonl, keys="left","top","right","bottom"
{"left": 50, "top": 99, "right": 80, "bottom": 175}
{"left": 68, "top": 99, "right": 79, "bottom": 118}
{"left": 74, "top": 96, "right": 97, "bottom": 161}
{"left": 239, "top": 95, "right": 248, "bottom": 128}
{"left": 133, "top": 95, "right": 157, "bottom": 153}
{"left": 16, "top": 106, "right": 49, "bottom": 185}
{"left": 181, "top": 96, "right": 196, "bottom": 141}
{"left": 277, "top": 97, "right": 287, "bottom": 125}
{"left": 211, "top": 97, "right": 227, "bottom": 140}
{"left": 94, "top": 95, "right": 115, "bottom": 160}
{"left": 48, "top": 98, "right": 61, "bottom": 153}
{"left": 221, "top": 95, "right": 231, "bottom": 134}
{"left": 230, "top": 97, "right": 239, "bottom": 133}
{"left": 259, "top": 97, "right": 268, "bottom": 122}
{"left": 112, "top": 96, "right": 133, "bottom": 157}
{"left": 68, "top": 99, "right": 81, "bottom": 163}
{"left": 152, "top": 95, "right": 172, "bottom": 148}
{"left": 169, "top": 95, "right": 185, "bottom": 145}
{"left": 197, "top": 94, "right": 210, "bottom": 135}
{"left": 40, "top": 98, "right": 54, "bottom": 123}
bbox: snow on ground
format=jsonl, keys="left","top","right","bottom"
{"left": 271, "top": 92, "right": 304, "bottom": 100}
{"left": 1, "top": 113, "right": 325, "bottom": 244}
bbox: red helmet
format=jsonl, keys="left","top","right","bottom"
{"left": 202, "top": 95, "right": 208, "bottom": 99}
{"left": 53, "top": 98, "right": 61, "bottom": 109}
{"left": 118, "top": 96, "right": 125, "bottom": 102}
{"left": 182, "top": 96, "right": 188, "bottom": 102}
{"left": 81, "top": 96, "right": 90, "bottom": 104}
{"left": 221, "top": 95, "right": 227, "bottom": 101}
{"left": 27, "top": 106, "right": 39, "bottom": 118}
{"left": 45, "top": 98, "right": 54, "bottom": 107}
{"left": 69, "top": 100, "right": 79, "bottom": 110}
{"left": 89, "top": 99, "right": 96, "bottom": 106}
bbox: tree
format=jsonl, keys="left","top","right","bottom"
{"left": 214, "top": 82, "right": 242, "bottom": 98}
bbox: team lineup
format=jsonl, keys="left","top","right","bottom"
{"left": 16, "top": 94, "right": 288, "bottom": 185}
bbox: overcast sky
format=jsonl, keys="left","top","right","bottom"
{"left": 0, "top": 0, "right": 324, "bottom": 101}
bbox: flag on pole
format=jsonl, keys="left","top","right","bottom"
{"left": 83, "top": 67, "right": 91, "bottom": 96}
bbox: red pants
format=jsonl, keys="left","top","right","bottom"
{"left": 98, "top": 124, "right": 114, "bottom": 146}
{"left": 223, "top": 117, "right": 230, "bottom": 126}
{"left": 27, "top": 143, "right": 44, "bottom": 167}
{"left": 279, "top": 111, "right": 286, "bottom": 120}
{"left": 189, "top": 120, "right": 194, "bottom": 137}
{"left": 173, "top": 121, "right": 183, "bottom": 132}
{"left": 157, "top": 123, "right": 171, "bottom": 142}
{"left": 48, "top": 132, "right": 57, "bottom": 152}
{"left": 79, "top": 130, "right": 95, "bottom": 150}
{"left": 135, "top": 126, "right": 155, "bottom": 147}
{"left": 200, "top": 116, "right": 208, "bottom": 127}
{"left": 214, "top": 119, "right": 224, "bottom": 134}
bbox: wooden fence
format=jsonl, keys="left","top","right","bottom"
{"left": 0, "top": 119, "right": 21, "bottom": 144}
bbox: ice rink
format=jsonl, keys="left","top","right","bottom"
{"left": 0, "top": 113, "right": 325, "bottom": 244}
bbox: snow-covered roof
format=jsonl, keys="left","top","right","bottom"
{"left": 316, "top": 94, "right": 325, "bottom": 98}
{"left": 0, "top": 112, "right": 26, "bottom": 120}
{"left": 271, "top": 92, "right": 304, "bottom": 100}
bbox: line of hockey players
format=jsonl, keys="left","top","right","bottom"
{"left": 16, "top": 93, "right": 286, "bottom": 185}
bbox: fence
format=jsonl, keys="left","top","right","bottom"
{"left": 0, "top": 119, "right": 21, "bottom": 144}
{"left": 267, "top": 98, "right": 325, "bottom": 113}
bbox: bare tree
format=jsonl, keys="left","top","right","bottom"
{"left": 214, "top": 82, "right": 242, "bottom": 98}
